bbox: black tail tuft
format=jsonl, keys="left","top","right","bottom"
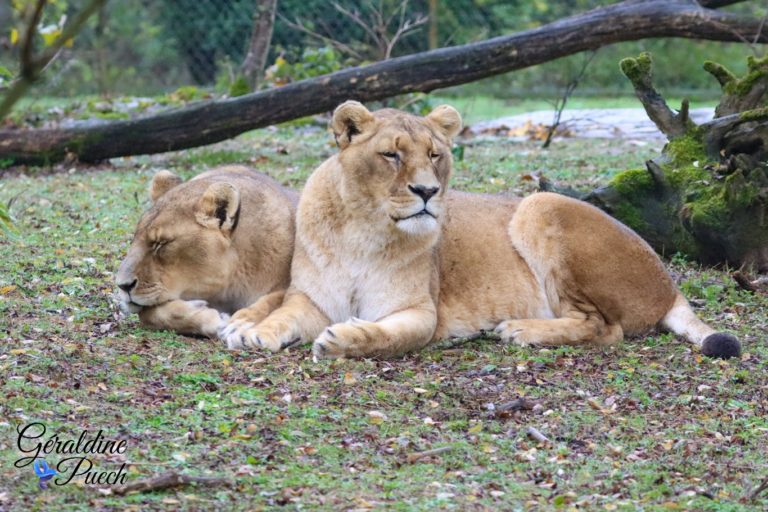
{"left": 701, "top": 333, "right": 741, "bottom": 359}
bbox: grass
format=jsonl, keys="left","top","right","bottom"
{"left": 0, "top": 122, "right": 766, "bottom": 511}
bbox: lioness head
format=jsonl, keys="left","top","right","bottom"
{"left": 115, "top": 170, "right": 241, "bottom": 313}
{"left": 330, "top": 101, "right": 462, "bottom": 236}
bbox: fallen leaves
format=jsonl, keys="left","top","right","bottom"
{"left": 367, "top": 411, "right": 387, "bottom": 424}
{"left": 477, "top": 119, "right": 574, "bottom": 141}
{"left": 0, "top": 285, "right": 17, "bottom": 295}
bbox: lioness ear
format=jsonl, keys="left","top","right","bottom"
{"left": 427, "top": 105, "right": 462, "bottom": 139}
{"left": 330, "top": 100, "right": 374, "bottom": 149}
{"left": 149, "top": 170, "right": 182, "bottom": 202}
{"left": 196, "top": 182, "right": 241, "bottom": 234}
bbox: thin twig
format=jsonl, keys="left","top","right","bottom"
{"left": 406, "top": 445, "right": 454, "bottom": 463}
{"left": 495, "top": 398, "right": 539, "bottom": 415}
{"left": 277, "top": 13, "right": 363, "bottom": 60}
{"left": 332, "top": 2, "right": 379, "bottom": 46}
{"left": 753, "top": 14, "right": 767, "bottom": 46}
{"left": 542, "top": 50, "right": 596, "bottom": 148}
{"left": 708, "top": 14, "right": 768, "bottom": 56}
{"left": 526, "top": 426, "right": 551, "bottom": 444}
{"left": 385, "top": 14, "right": 428, "bottom": 59}
{"left": 20, "top": 0, "right": 47, "bottom": 80}
{"left": 748, "top": 476, "right": 768, "bottom": 501}
{"left": 110, "top": 471, "right": 233, "bottom": 496}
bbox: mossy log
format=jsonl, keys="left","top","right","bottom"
{"left": 583, "top": 53, "right": 768, "bottom": 272}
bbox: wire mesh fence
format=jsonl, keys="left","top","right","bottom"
{"left": 0, "top": 0, "right": 563, "bottom": 97}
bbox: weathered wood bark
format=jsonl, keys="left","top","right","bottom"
{"left": 1, "top": 0, "right": 766, "bottom": 166}
{"left": 581, "top": 53, "right": 768, "bottom": 272}
{"left": 239, "top": 0, "right": 277, "bottom": 90}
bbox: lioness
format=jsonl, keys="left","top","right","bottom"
{"left": 220, "top": 102, "right": 741, "bottom": 360}
{"left": 116, "top": 165, "right": 296, "bottom": 337}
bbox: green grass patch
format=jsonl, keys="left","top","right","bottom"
{"left": 0, "top": 125, "right": 765, "bottom": 511}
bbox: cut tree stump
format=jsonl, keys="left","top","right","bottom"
{"left": 579, "top": 53, "right": 768, "bottom": 272}
{"left": 0, "top": 0, "right": 766, "bottom": 165}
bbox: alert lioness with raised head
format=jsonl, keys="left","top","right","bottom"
{"left": 116, "top": 165, "right": 296, "bottom": 337}
{"left": 221, "top": 102, "right": 741, "bottom": 359}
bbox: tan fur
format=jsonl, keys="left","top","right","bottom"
{"left": 116, "top": 165, "right": 296, "bottom": 337}
{"left": 221, "top": 103, "right": 730, "bottom": 358}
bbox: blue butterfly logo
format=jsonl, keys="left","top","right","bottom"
{"left": 33, "top": 460, "right": 56, "bottom": 490}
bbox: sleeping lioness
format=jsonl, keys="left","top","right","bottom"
{"left": 116, "top": 165, "right": 296, "bottom": 337}
{"left": 220, "top": 102, "right": 741, "bottom": 360}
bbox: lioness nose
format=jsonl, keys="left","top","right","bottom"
{"left": 117, "top": 279, "right": 137, "bottom": 293}
{"left": 408, "top": 184, "right": 440, "bottom": 203}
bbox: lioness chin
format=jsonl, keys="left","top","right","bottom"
{"left": 221, "top": 102, "right": 741, "bottom": 360}
{"left": 116, "top": 165, "right": 296, "bottom": 337}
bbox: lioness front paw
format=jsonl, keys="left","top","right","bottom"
{"left": 494, "top": 320, "right": 535, "bottom": 347}
{"left": 189, "top": 301, "right": 230, "bottom": 338}
{"left": 312, "top": 317, "right": 371, "bottom": 361}
{"left": 220, "top": 317, "right": 301, "bottom": 352}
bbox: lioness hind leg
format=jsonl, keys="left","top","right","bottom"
{"left": 495, "top": 314, "right": 623, "bottom": 348}
{"left": 661, "top": 293, "right": 741, "bottom": 358}
{"left": 221, "top": 290, "right": 328, "bottom": 352}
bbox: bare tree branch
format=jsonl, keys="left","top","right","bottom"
{"left": 333, "top": 2, "right": 379, "bottom": 47}
{"left": 385, "top": 12, "right": 428, "bottom": 59}
{"left": 277, "top": 13, "right": 364, "bottom": 60}
{"left": 111, "top": 471, "right": 233, "bottom": 496}
{"left": 287, "top": 0, "right": 427, "bottom": 61}
{"left": 19, "top": 0, "right": 46, "bottom": 80}
{"left": 543, "top": 50, "right": 597, "bottom": 148}
{"left": 0, "top": 0, "right": 107, "bottom": 120}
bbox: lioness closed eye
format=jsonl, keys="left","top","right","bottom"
{"left": 116, "top": 165, "right": 296, "bottom": 337}
{"left": 220, "top": 102, "right": 741, "bottom": 360}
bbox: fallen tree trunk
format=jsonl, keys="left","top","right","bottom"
{"left": 1, "top": 0, "right": 766, "bottom": 165}
{"left": 580, "top": 53, "right": 768, "bottom": 272}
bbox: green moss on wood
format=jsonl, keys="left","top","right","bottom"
{"left": 612, "top": 201, "right": 649, "bottom": 235}
{"left": 703, "top": 61, "right": 736, "bottom": 87}
{"left": 619, "top": 52, "right": 652, "bottom": 85}
{"left": 664, "top": 133, "right": 706, "bottom": 166}
{"left": 607, "top": 52, "right": 768, "bottom": 269}
{"left": 723, "top": 54, "right": 768, "bottom": 97}
{"left": 610, "top": 168, "right": 654, "bottom": 196}
{"left": 739, "top": 106, "right": 768, "bottom": 122}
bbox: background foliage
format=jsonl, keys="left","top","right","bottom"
{"left": 0, "top": 0, "right": 765, "bottom": 99}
